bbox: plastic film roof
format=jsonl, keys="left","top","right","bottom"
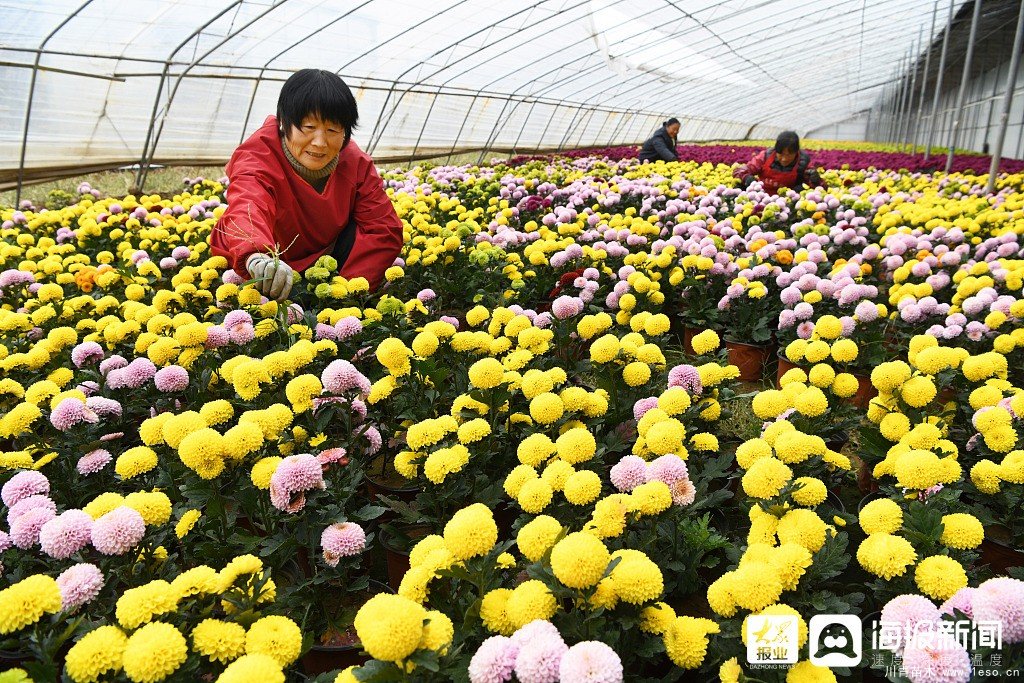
{"left": 0, "top": 0, "right": 961, "bottom": 180}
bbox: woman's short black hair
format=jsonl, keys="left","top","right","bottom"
{"left": 277, "top": 69, "right": 359, "bottom": 144}
{"left": 775, "top": 130, "right": 800, "bottom": 153}
{"left": 665, "top": 117, "right": 680, "bottom": 127}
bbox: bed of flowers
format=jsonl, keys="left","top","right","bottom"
{"left": 0, "top": 148, "right": 1023, "bottom": 683}
{"left": 509, "top": 142, "right": 1024, "bottom": 175}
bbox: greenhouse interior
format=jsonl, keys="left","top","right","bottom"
{"left": 2, "top": 0, "right": 1024, "bottom": 682}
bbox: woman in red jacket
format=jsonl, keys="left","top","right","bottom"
{"left": 212, "top": 69, "right": 404, "bottom": 301}
{"left": 733, "top": 131, "right": 822, "bottom": 195}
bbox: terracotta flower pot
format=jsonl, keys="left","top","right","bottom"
{"left": 851, "top": 373, "right": 879, "bottom": 410}
{"left": 682, "top": 326, "right": 698, "bottom": 356}
{"left": 725, "top": 339, "right": 773, "bottom": 383}
{"left": 380, "top": 524, "right": 432, "bottom": 590}
{"left": 776, "top": 354, "right": 805, "bottom": 388}
{"left": 980, "top": 526, "right": 1024, "bottom": 574}
{"left": 300, "top": 579, "right": 392, "bottom": 676}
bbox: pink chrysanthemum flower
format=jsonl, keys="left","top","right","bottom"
{"left": 205, "top": 325, "right": 229, "bottom": 348}
{"left": 222, "top": 269, "right": 244, "bottom": 285}
{"left": 39, "top": 509, "right": 93, "bottom": 559}
{"left": 10, "top": 506, "right": 56, "bottom": 549}
{"left": 902, "top": 631, "right": 971, "bottom": 683}
{"left": 973, "top": 577, "right": 1024, "bottom": 643}
{"left": 50, "top": 398, "right": 99, "bottom": 431}
{"left": 269, "top": 454, "right": 326, "bottom": 513}
{"left": 551, "top": 295, "right": 584, "bottom": 320}
{"left": 610, "top": 455, "right": 648, "bottom": 492}
{"left": 514, "top": 631, "right": 567, "bottom": 683}
{"left": 879, "top": 595, "right": 940, "bottom": 652}
{"left": 939, "top": 587, "right": 976, "bottom": 620}
{"left": 2, "top": 470, "right": 49, "bottom": 507}
{"left": 363, "top": 426, "right": 382, "bottom": 455}
{"left": 667, "top": 364, "right": 702, "bottom": 394}
{"left": 71, "top": 341, "right": 105, "bottom": 368}
{"left": 8, "top": 494, "right": 57, "bottom": 524}
{"left": 86, "top": 397, "right": 122, "bottom": 418}
{"left": 317, "top": 448, "right": 347, "bottom": 468}
{"left": 123, "top": 358, "right": 157, "bottom": 387}
{"left": 440, "top": 315, "right": 461, "bottom": 329}
{"left": 321, "top": 522, "right": 366, "bottom": 566}
{"left": 632, "top": 397, "right": 659, "bottom": 421}
{"left": 417, "top": 289, "right": 436, "bottom": 303}
{"left": 91, "top": 506, "right": 146, "bottom": 555}
{"left": 334, "top": 316, "right": 363, "bottom": 340}
{"left": 469, "top": 636, "right": 519, "bottom": 683}
{"left": 228, "top": 323, "right": 255, "bottom": 345}
{"left": 321, "top": 360, "right": 371, "bottom": 396}
{"left": 315, "top": 323, "right": 338, "bottom": 341}
{"left": 511, "top": 620, "right": 562, "bottom": 647}
{"left": 154, "top": 365, "right": 190, "bottom": 392}
{"left": 99, "top": 355, "right": 128, "bottom": 376}
{"left": 669, "top": 477, "right": 697, "bottom": 506}
{"left": 171, "top": 246, "right": 191, "bottom": 260}
{"left": 647, "top": 454, "right": 689, "bottom": 485}
{"left": 559, "top": 641, "right": 623, "bottom": 683}
{"left": 223, "top": 310, "right": 253, "bottom": 328}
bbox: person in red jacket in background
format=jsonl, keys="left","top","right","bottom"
{"left": 733, "top": 131, "right": 822, "bottom": 195}
{"left": 211, "top": 69, "right": 404, "bottom": 301}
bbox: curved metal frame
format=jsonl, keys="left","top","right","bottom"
{"left": 11, "top": 0, "right": 1018, "bottom": 182}
{"left": 15, "top": 0, "right": 95, "bottom": 204}
{"left": 237, "top": 0, "right": 376, "bottom": 144}
{"left": 138, "top": 0, "right": 296, "bottom": 189}
{"left": 132, "top": 1, "right": 246, "bottom": 189}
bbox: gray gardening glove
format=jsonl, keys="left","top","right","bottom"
{"left": 246, "top": 253, "right": 294, "bottom": 302}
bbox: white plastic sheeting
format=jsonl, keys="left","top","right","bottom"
{"left": 1, "top": 0, "right": 959, "bottom": 177}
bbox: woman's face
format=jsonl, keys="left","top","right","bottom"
{"left": 776, "top": 148, "right": 797, "bottom": 166}
{"left": 284, "top": 115, "right": 345, "bottom": 171}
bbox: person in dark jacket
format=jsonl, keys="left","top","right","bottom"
{"left": 734, "top": 131, "right": 822, "bottom": 194}
{"left": 638, "top": 118, "right": 680, "bottom": 163}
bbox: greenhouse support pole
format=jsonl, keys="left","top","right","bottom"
{"left": 904, "top": 27, "right": 924, "bottom": 152}
{"left": 983, "top": 59, "right": 1003, "bottom": 151}
{"left": 134, "top": 1, "right": 245, "bottom": 190}
{"left": 446, "top": 94, "right": 482, "bottom": 164}
{"left": 890, "top": 56, "right": 907, "bottom": 144}
{"left": 15, "top": 0, "right": 94, "bottom": 205}
{"left": 945, "top": 0, "right": 983, "bottom": 174}
{"left": 925, "top": 0, "right": 956, "bottom": 161}
{"left": 913, "top": 5, "right": 938, "bottom": 154}
{"left": 897, "top": 49, "right": 915, "bottom": 151}
{"left": 985, "top": 0, "right": 1024, "bottom": 194}
{"left": 904, "top": 33, "right": 922, "bottom": 151}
